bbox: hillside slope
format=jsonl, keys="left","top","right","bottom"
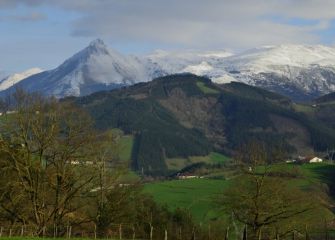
{"left": 73, "top": 74, "right": 335, "bottom": 175}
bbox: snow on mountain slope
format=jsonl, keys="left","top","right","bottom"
{"left": 0, "top": 68, "right": 42, "bottom": 91}
{"left": 2, "top": 39, "right": 149, "bottom": 97}
{"left": 3, "top": 40, "right": 335, "bottom": 101}
{"left": 144, "top": 49, "right": 233, "bottom": 78}
{"left": 217, "top": 45, "right": 335, "bottom": 101}
{"left": 223, "top": 45, "right": 335, "bottom": 73}
{"left": 143, "top": 45, "right": 335, "bottom": 100}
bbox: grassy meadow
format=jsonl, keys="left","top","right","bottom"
{"left": 144, "top": 178, "right": 230, "bottom": 223}
{"left": 196, "top": 81, "right": 220, "bottom": 94}
{"left": 144, "top": 162, "right": 335, "bottom": 224}
{"left": 166, "top": 152, "right": 230, "bottom": 171}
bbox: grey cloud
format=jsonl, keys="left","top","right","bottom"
{"left": 67, "top": 0, "right": 328, "bottom": 49}
{"left": 2, "top": 0, "right": 335, "bottom": 49}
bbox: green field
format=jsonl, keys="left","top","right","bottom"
{"left": 293, "top": 103, "right": 316, "bottom": 113}
{"left": 144, "top": 178, "right": 229, "bottom": 223}
{"left": 144, "top": 162, "right": 335, "bottom": 223}
{"left": 196, "top": 81, "right": 220, "bottom": 94}
{"left": 166, "top": 152, "right": 230, "bottom": 171}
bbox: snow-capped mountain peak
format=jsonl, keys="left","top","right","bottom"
{"left": 86, "top": 38, "right": 110, "bottom": 55}
{"left": 1, "top": 39, "right": 149, "bottom": 98}
{"left": 0, "top": 68, "right": 42, "bottom": 91}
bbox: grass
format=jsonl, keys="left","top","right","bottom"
{"left": 209, "top": 152, "right": 230, "bottom": 163}
{"left": 144, "top": 178, "right": 230, "bottom": 223}
{"left": 196, "top": 81, "right": 220, "bottom": 94}
{"left": 166, "top": 152, "right": 230, "bottom": 171}
{"left": 144, "top": 162, "right": 335, "bottom": 224}
{"left": 293, "top": 103, "right": 316, "bottom": 113}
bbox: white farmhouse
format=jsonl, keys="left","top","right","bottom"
{"left": 309, "top": 157, "right": 323, "bottom": 163}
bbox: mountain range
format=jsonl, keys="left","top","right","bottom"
{"left": 2, "top": 39, "right": 335, "bottom": 101}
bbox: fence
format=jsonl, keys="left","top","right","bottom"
{"left": 0, "top": 224, "right": 334, "bottom": 240}
{"left": 0, "top": 224, "right": 140, "bottom": 239}
{"left": 0, "top": 224, "right": 195, "bottom": 240}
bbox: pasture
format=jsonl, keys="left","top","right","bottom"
{"left": 144, "top": 178, "right": 230, "bottom": 223}
{"left": 144, "top": 162, "right": 335, "bottom": 224}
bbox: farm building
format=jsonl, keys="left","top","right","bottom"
{"left": 177, "top": 173, "right": 200, "bottom": 180}
{"left": 296, "top": 156, "right": 323, "bottom": 163}
{"left": 309, "top": 157, "right": 323, "bottom": 163}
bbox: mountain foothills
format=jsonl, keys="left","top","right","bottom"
{"left": 69, "top": 74, "right": 335, "bottom": 175}
{"left": 3, "top": 39, "right": 335, "bottom": 101}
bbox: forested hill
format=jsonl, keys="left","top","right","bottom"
{"left": 316, "top": 92, "right": 335, "bottom": 104}
{"left": 72, "top": 74, "right": 335, "bottom": 175}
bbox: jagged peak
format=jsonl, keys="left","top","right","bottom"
{"left": 84, "top": 38, "right": 110, "bottom": 56}
{"left": 89, "top": 38, "right": 106, "bottom": 48}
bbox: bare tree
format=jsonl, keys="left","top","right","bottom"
{"left": 217, "top": 142, "right": 332, "bottom": 239}
{"left": 0, "top": 91, "right": 111, "bottom": 235}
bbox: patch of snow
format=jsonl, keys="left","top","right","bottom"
{"left": 212, "top": 74, "right": 238, "bottom": 84}
{"left": 0, "top": 68, "right": 42, "bottom": 91}
{"left": 182, "top": 61, "right": 213, "bottom": 75}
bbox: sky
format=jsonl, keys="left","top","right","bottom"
{"left": 1, "top": 0, "right": 335, "bottom": 75}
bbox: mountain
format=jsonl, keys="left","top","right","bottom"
{"left": 3, "top": 40, "right": 335, "bottom": 101}
{"left": 72, "top": 74, "right": 335, "bottom": 175}
{"left": 143, "top": 45, "right": 335, "bottom": 101}
{"left": 152, "top": 45, "right": 335, "bottom": 101}
{"left": 143, "top": 49, "right": 233, "bottom": 79}
{"left": 0, "top": 68, "right": 42, "bottom": 91}
{"left": 1, "top": 39, "right": 149, "bottom": 98}
{"left": 219, "top": 45, "right": 335, "bottom": 102}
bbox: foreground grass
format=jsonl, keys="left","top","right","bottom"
{"left": 144, "top": 178, "right": 230, "bottom": 223}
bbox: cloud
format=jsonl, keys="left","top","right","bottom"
{"left": 1, "top": 12, "right": 47, "bottom": 22}
{"left": 66, "top": 0, "right": 332, "bottom": 49}
{"left": 2, "top": 0, "right": 335, "bottom": 49}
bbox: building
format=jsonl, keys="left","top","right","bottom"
{"left": 309, "top": 157, "right": 323, "bottom": 163}
{"left": 296, "top": 156, "right": 323, "bottom": 163}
